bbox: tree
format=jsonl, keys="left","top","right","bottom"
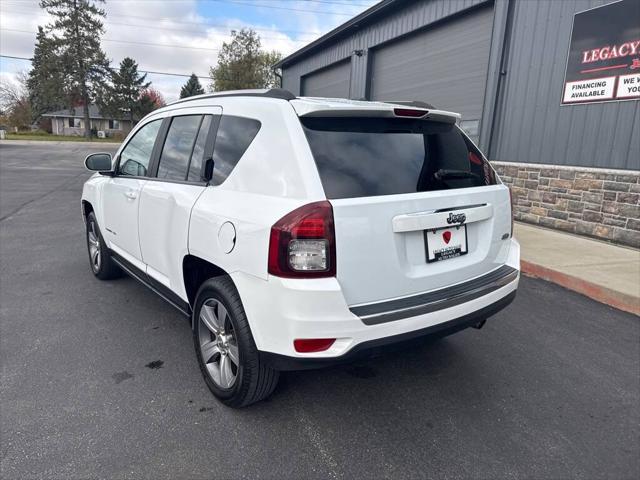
{"left": 260, "top": 50, "right": 283, "bottom": 89}
{"left": 27, "top": 26, "right": 68, "bottom": 119}
{"left": 180, "top": 74, "right": 205, "bottom": 99}
{"left": 209, "top": 29, "right": 283, "bottom": 91}
{"left": 40, "top": 0, "right": 111, "bottom": 137}
{"left": 137, "top": 88, "right": 166, "bottom": 118}
{"left": 100, "top": 57, "right": 150, "bottom": 122}
{"left": 0, "top": 72, "right": 33, "bottom": 130}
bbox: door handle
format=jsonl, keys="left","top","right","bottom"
{"left": 124, "top": 190, "right": 137, "bottom": 200}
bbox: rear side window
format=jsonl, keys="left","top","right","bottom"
{"left": 301, "top": 117, "right": 496, "bottom": 199}
{"left": 187, "top": 115, "right": 213, "bottom": 182}
{"left": 211, "top": 115, "right": 260, "bottom": 185}
{"left": 157, "top": 115, "right": 203, "bottom": 181}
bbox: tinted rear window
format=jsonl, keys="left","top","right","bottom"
{"left": 301, "top": 117, "right": 496, "bottom": 199}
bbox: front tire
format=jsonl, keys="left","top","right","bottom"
{"left": 193, "top": 277, "right": 279, "bottom": 407}
{"left": 86, "top": 212, "right": 121, "bottom": 280}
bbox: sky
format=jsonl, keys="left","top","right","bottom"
{"left": 0, "top": 0, "right": 378, "bottom": 102}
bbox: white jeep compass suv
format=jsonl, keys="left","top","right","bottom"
{"left": 82, "top": 89, "right": 519, "bottom": 407}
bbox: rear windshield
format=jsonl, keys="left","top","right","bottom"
{"left": 301, "top": 117, "right": 497, "bottom": 199}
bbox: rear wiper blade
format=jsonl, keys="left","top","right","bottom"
{"left": 434, "top": 169, "right": 480, "bottom": 181}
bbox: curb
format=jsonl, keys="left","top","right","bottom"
{"left": 521, "top": 260, "right": 640, "bottom": 316}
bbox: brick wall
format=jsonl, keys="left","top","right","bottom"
{"left": 493, "top": 162, "right": 640, "bottom": 249}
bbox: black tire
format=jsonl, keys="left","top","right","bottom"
{"left": 193, "top": 276, "right": 279, "bottom": 407}
{"left": 85, "top": 212, "right": 121, "bottom": 280}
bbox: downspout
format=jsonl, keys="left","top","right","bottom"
{"left": 272, "top": 66, "right": 283, "bottom": 88}
{"left": 486, "top": 0, "right": 516, "bottom": 158}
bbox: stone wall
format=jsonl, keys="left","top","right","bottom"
{"left": 493, "top": 162, "right": 640, "bottom": 249}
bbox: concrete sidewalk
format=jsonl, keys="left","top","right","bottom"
{"left": 515, "top": 222, "right": 640, "bottom": 316}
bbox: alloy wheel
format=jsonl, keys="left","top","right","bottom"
{"left": 198, "top": 298, "right": 239, "bottom": 389}
{"left": 88, "top": 221, "right": 101, "bottom": 272}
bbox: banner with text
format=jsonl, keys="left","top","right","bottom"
{"left": 562, "top": 0, "right": 640, "bottom": 105}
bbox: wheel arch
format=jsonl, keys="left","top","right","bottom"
{"left": 183, "top": 255, "right": 235, "bottom": 326}
{"left": 81, "top": 200, "right": 94, "bottom": 223}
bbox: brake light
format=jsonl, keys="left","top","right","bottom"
{"left": 294, "top": 338, "right": 336, "bottom": 353}
{"left": 393, "top": 108, "right": 427, "bottom": 118}
{"left": 268, "top": 201, "right": 336, "bottom": 278}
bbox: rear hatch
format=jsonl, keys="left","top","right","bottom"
{"left": 295, "top": 101, "right": 512, "bottom": 307}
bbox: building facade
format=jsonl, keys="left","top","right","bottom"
{"left": 275, "top": 0, "right": 640, "bottom": 248}
{"left": 41, "top": 105, "right": 132, "bottom": 138}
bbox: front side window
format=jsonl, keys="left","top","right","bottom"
{"left": 210, "top": 115, "right": 260, "bottom": 185}
{"left": 301, "top": 117, "right": 496, "bottom": 199}
{"left": 117, "top": 119, "right": 162, "bottom": 177}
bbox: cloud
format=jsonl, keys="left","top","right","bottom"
{"left": 0, "top": 0, "right": 377, "bottom": 102}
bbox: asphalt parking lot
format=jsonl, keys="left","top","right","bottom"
{"left": 1, "top": 141, "right": 639, "bottom": 480}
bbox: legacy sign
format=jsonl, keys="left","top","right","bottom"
{"left": 562, "top": 0, "right": 640, "bottom": 105}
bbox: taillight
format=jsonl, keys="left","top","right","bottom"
{"left": 508, "top": 188, "right": 514, "bottom": 237}
{"left": 268, "top": 201, "right": 336, "bottom": 278}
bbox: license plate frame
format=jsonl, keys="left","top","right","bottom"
{"left": 424, "top": 225, "right": 469, "bottom": 263}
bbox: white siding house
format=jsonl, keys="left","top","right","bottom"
{"left": 41, "top": 105, "right": 132, "bottom": 137}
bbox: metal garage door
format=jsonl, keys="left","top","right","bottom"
{"left": 301, "top": 59, "right": 351, "bottom": 98}
{"left": 369, "top": 6, "right": 493, "bottom": 125}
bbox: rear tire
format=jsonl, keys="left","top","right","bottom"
{"left": 193, "top": 276, "right": 279, "bottom": 407}
{"left": 86, "top": 212, "right": 121, "bottom": 280}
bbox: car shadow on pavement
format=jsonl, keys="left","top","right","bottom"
{"left": 248, "top": 334, "right": 478, "bottom": 414}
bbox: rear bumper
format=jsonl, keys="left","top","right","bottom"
{"left": 259, "top": 290, "right": 516, "bottom": 371}
{"left": 232, "top": 238, "right": 520, "bottom": 365}
{"left": 350, "top": 265, "right": 518, "bottom": 325}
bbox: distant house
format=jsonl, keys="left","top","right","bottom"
{"left": 41, "top": 105, "right": 132, "bottom": 137}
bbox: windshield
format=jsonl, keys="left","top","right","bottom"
{"left": 301, "top": 117, "right": 497, "bottom": 199}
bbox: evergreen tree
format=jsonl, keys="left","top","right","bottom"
{"left": 209, "top": 29, "right": 283, "bottom": 91}
{"left": 100, "top": 57, "right": 150, "bottom": 122}
{"left": 40, "top": 0, "right": 111, "bottom": 137}
{"left": 180, "top": 74, "right": 205, "bottom": 99}
{"left": 27, "top": 26, "right": 68, "bottom": 119}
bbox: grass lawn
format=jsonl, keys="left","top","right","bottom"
{"left": 4, "top": 132, "right": 120, "bottom": 143}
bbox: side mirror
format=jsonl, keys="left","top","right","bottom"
{"left": 84, "top": 153, "right": 113, "bottom": 173}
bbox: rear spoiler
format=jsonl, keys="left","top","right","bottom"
{"left": 290, "top": 99, "right": 460, "bottom": 124}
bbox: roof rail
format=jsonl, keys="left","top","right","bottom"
{"left": 385, "top": 100, "right": 436, "bottom": 109}
{"left": 169, "top": 88, "right": 296, "bottom": 106}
